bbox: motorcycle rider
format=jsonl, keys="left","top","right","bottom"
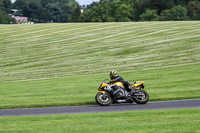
{"left": 109, "top": 70, "right": 132, "bottom": 93}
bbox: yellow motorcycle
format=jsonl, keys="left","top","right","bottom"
{"left": 95, "top": 79, "right": 149, "bottom": 106}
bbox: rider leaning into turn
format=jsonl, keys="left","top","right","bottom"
{"left": 109, "top": 70, "right": 132, "bottom": 92}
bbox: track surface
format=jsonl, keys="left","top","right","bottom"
{"left": 0, "top": 99, "right": 200, "bottom": 117}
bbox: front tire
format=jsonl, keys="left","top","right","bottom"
{"left": 95, "top": 92, "right": 112, "bottom": 106}
{"left": 133, "top": 89, "right": 149, "bottom": 104}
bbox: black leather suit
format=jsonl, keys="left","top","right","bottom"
{"left": 110, "top": 75, "right": 130, "bottom": 91}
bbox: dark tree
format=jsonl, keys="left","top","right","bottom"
{"left": 12, "top": 0, "right": 78, "bottom": 22}
{"left": 0, "top": 0, "right": 16, "bottom": 24}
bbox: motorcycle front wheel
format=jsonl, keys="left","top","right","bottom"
{"left": 133, "top": 89, "right": 149, "bottom": 104}
{"left": 95, "top": 92, "right": 112, "bottom": 106}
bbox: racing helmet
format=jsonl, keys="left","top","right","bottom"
{"left": 110, "top": 70, "right": 118, "bottom": 79}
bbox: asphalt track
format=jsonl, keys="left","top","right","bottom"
{"left": 0, "top": 99, "right": 200, "bottom": 117}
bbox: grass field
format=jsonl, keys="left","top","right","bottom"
{"left": 0, "top": 108, "right": 200, "bottom": 133}
{"left": 0, "top": 21, "right": 200, "bottom": 109}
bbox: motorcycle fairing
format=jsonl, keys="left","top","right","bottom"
{"left": 112, "top": 82, "right": 125, "bottom": 88}
{"left": 132, "top": 81, "right": 144, "bottom": 88}
{"left": 99, "top": 91, "right": 106, "bottom": 94}
{"left": 98, "top": 82, "right": 109, "bottom": 91}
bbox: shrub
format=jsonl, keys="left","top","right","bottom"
{"left": 140, "top": 9, "right": 160, "bottom": 21}
{"left": 160, "top": 5, "right": 188, "bottom": 21}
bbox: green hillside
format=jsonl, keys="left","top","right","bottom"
{"left": 0, "top": 108, "right": 200, "bottom": 133}
{"left": 0, "top": 22, "right": 200, "bottom": 109}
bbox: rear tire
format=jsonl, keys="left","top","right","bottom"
{"left": 95, "top": 92, "right": 112, "bottom": 106}
{"left": 133, "top": 89, "right": 149, "bottom": 104}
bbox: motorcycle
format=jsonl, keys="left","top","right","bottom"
{"left": 95, "top": 79, "right": 149, "bottom": 106}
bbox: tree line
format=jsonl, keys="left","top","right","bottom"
{"left": 0, "top": 0, "right": 80, "bottom": 23}
{"left": 80, "top": 0, "right": 200, "bottom": 22}
{"left": 0, "top": 0, "right": 200, "bottom": 24}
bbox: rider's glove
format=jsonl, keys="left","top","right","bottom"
{"left": 108, "top": 80, "right": 114, "bottom": 84}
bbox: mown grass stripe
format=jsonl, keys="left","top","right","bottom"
{"left": 1, "top": 23, "right": 132, "bottom": 46}
{"left": 1, "top": 30, "right": 199, "bottom": 70}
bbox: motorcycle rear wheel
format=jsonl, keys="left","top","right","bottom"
{"left": 95, "top": 92, "right": 112, "bottom": 106}
{"left": 133, "top": 89, "right": 149, "bottom": 104}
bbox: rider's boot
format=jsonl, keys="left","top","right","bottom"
{"left": 128, "top": 86, "right": 134, "bottom": 95}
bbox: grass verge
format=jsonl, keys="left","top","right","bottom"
{"left": 0, "top": 108, "right": 200, "bottom": 133}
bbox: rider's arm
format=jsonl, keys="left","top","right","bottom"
{"left": 109, "top": 76, "right": 123, "bottom": 83}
